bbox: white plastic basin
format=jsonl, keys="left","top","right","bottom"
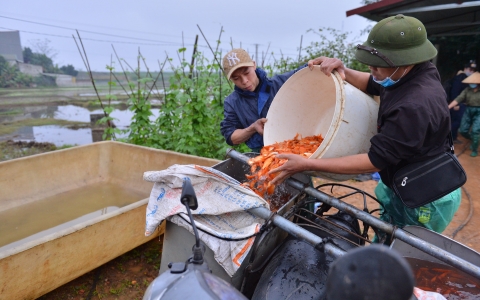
{"left": 264, "top": 66, "right": 379, "bottom": 181}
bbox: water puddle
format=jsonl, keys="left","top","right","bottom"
{"left": 26, "top": 125, "right": 94, "bottom": 146}
{"left": 0, "top": 182, "right": 147, "bottom": 252}
{"left": 0, "top": 104, "right": 159, "bottom": 146}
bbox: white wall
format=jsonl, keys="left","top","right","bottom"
{"left": 17, "top": 62, "right": 43, "bottom": 76}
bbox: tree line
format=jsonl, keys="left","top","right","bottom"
{"left": 0, "top": 40, "right": 79, "bottom": 88}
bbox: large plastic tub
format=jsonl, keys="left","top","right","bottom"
{"left": 0, "top": 141, "right": 219, "bottom": 300}
{"left": 264, "top": 66, "right": 379, "bottom": 181}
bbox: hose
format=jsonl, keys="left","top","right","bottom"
{"left": 86, "top": 266, "right": 102, "bottom": 300}
{"left": 451, "top": 186, "right": 474, "bottom": 239}
{"left": 449, "top": 141, "right": 474, "bottom": 239}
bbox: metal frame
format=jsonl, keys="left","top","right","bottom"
{"left": 226, "top": 149, "right": 480, "bottom": 279}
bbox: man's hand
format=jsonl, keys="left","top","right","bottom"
{"left": 231, "top": 118, "right": 267, "bottom": 145}
{"left": 268, "top": 153, "right": 379, "bottom": 185}
{"left": 249, "top": 118, "right": 267, "bottom": 135}
{"left": 308, "top": 56, "right": 346, "bottom": 80}
{"left": 448, "top": 100, "right": 459, "bottom": 110}
{"left": 453, "top": 105, "right": 460, "bottom": 111}
{"left": 268, "top": 153, "right": 309, "bottom": 185}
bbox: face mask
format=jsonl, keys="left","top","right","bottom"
{"left": 465, "top": 71, "right": 473, "bottom": 76}
{"left": 470, "top": 84, "right": 478, "bottom": 88}
{"left": 373, "top": 67, "right": 407, "bottom": 88}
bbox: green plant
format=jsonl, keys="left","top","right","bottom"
{"left": 23, "top": 40, "right": 63, "bottom": 74}
{"left": 96, "top": 44, "right": 237, "bottom": 159}
{"left": 301, "top": 27, "right": 370, "bottom": 72}
{"left": 264, "top": 53, "right": 300, "bottom": 76}
{"left": 143, "top": 279, "right": 150, "bottom": 287}
{"left": 95, "top": 48, "right": 165, "bottom": 143}
{"left": 0, "top": 55, "right": 29, "bottom": 88}
{"left": 60, "top": 64, "right": 78, "bottom": 76}
{"left": 72, "top": 283, "right": 88, "bottom": 295}
{"left": 109, "top": 287, "right": 121, "bottom": 295}
{"left": 73, "top": 33, "right": 121, "bottom": 141}
{"left": 14, "top": 72, "right": 33, "bottom": 87}
{"left": 116, "top": 262, "right": 125, "bottom": 272}
{"left": 151, "top": 48, "right": 233, "bottom": 159}
{"left": 33, "top": 75, "right": 56, "bottom": 87}
{"left": 0, "top": 109, "right": 22, "bottom": 116}
{"left": 97, "top": 65, "right": 123, "bottom": 141}
{"left": 124, "top": 74, "right": 155, "bottom": 146}
{"left": 93, "top": 290, "right": 104, "bottom": 299}
{"left": 56, "top": 144, "right": 75, "bottom": 149}
{"left": 122, "top": 279, "right": 134, "bottom": 288}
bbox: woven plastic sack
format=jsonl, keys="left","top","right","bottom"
{"left": 143, "top": 164, "right": 269, "bottom": 276}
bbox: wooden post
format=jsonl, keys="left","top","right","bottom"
{"left": 298, "top": 35, "right": 303, "bottom": 63}
{"left": 189, "top": 35, "right": 199, "bottom": 79}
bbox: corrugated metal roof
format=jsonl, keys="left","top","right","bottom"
{"left": 0, "top": 31, "right": 24, "bottom": 62}
{"left": 347, "top": 0, "right": 480, "bottom": 37}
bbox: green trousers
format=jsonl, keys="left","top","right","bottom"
{"left": 459, "top": 106, "right": 480, "bottom": 153}
{"left": 375, "top": 180, "right": 461, "bottom": 234}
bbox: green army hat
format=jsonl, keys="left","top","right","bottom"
{"left": 355, "top": 14, "right": 437, "bottom": 67}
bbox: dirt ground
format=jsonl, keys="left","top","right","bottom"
{"left": 412, "top": 135, "right": 479, "bottom": 249}
{"left": 0, "top": 140, "right": 58, "bottom": 161}
{"left": 438, "top": 136, "right": 480, "bottom": 249}
{"left": 3, "top": 135, "right": 480, "bottom": 299}
{"left": 38, "top": 239, "right": 164, "bottom": 300}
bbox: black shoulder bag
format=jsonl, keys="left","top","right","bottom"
{"left": 391, "top": 133, "right": 467, "bottom": 209}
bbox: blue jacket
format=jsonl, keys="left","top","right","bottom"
{"left": 220, "top": 66, "right": 305, "bottom": 150}
{"left": 449, "top": 72, "right": 468, "bottom": 101}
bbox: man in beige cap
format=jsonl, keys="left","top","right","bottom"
{"left": 220, "top": 48, "right": 306, "bottom": 152}
{"left": 448, "top": 72, "right": 480, "bottom": 157}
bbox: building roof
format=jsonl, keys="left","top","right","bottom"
{"left": 0, "top": 30, "right": 24, "bottom": 62}
{"left": 346, "top": 0, "right": 480, "bottom": 37}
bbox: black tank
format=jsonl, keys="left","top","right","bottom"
{"left": 251, "top": 211, "right": 361, "bottom": 300}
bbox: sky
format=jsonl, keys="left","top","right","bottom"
{"left": 0, "top": 0, "right": 373, "bottom": 72}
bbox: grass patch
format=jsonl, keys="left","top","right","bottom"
{"left": 71, "top": 100, "right": 130, "bottom": 109}
{"left": 0, "top": 109, "right": 22, "bottom": 116}
{"left": 0, "top": 119, "right": 88, "bottom": 136}
{"left": 0, "top": 86, "right": 115, "bottom": 97}
{"left": 0, "top": 140, "right": 58, "bottom": 161}
{"left": 0, "top": 141, "right": 77, "bottom": 162}
{"left": 57, "top": 144, "right": 76, "bottom": 150}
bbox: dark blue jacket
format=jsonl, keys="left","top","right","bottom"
{"left": 450, "top": 72, "right": 468, "bottom": 100}
{"left": 220, "top": 66, "right": 305, "bottom": 150}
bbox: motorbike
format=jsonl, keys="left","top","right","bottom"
{"left": 144, "top": 179, "right": 420, "bottom": 300}
{"left": 143, "top": 179, "right": 248, "bottom": 300}
{"left": 144, "top": 150, "right": 480, "bottom": 300}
